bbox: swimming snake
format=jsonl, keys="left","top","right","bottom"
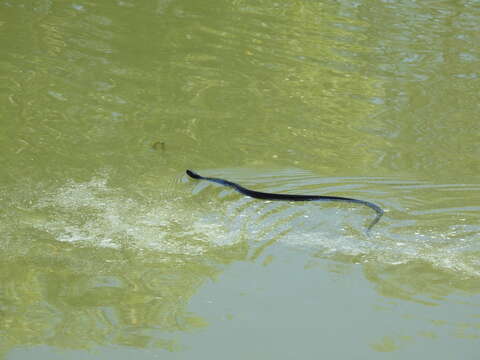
{"left": 186, "top": 169, "right": 384, "bottom": 233}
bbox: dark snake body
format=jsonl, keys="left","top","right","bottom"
{"left": 186, "top": 170, "right": 384, "bottom": 233}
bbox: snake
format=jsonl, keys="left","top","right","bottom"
{"left": 186, "top": 169, "right": 384, "bottom": 233}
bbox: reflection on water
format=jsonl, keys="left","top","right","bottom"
{"left": 189, "top": 169, "right": 480, "bottom": 280}
{"left": 0, "top": 173, "right": 244, "bottom": 354}
{"left": 1, "top": 168, "right": 478, "bottom": 355}
{"left": 1, "top": 0, "right": 479, "bottom": 357}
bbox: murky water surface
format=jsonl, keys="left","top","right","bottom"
{"left": 1, "top": 0, "right": 479, "bottom": 359}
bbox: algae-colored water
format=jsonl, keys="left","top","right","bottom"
{"left": 1, "top": 1, "right": 479, "bottom": 359}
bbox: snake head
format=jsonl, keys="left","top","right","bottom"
{"left": 186, "top": 170, "right": 202, "bottom": 179}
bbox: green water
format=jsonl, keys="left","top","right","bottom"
{"left": 1, "top": 0, "right": 479, "bottom": 359}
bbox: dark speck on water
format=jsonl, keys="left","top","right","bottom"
{"left": 152, "top": 141, "right": 165, "bottom": 151}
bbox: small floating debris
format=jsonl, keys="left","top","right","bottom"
{"left": 152, "top": 141, "right": 166, "bottom": 151}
